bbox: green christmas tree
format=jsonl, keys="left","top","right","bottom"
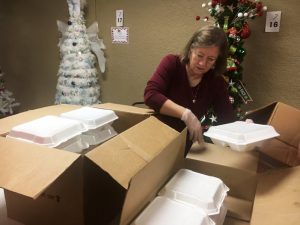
{"left": 197, "top": 0, "right": 267, "bottom": 130}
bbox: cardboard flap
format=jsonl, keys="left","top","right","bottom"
{"left": 245, "top": 102, "right": 277, "bottom": 124}
{"left": 93, "top": 103, "right": 154, "bottom": 115}
{"left": 260, "top": 138, "right": 300, "bottom": 167}
{"left": 120, "top": 130, "right": 187, "bottom": 225}
{"left": 245, "top": 102, "right": 300, "bottom": 147}
{"left": 0, "top": 136, "right": 79, "bottom": 199}
{"left": 251, "top": 166, "right": 300, "bottom": 225}
{"left": 0, "top": 104, "right": 81, "bottom": 135}
{"left": 268, "top": 102, "right": 300, "bottom": 147}
{"left": 86, "top": 116, "right": 179, "bottom": 189}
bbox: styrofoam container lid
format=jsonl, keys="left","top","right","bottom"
{"left": 203, "top": 121, "right": 279, "bottom": 151}
{"left": 131, "top": 196, "right": 215, "bottom": 225}
{"left": 60, "top": 106, "right": 118, "bottom": 130}
{"left": 158, "top": 169, "right": 229, "bottom": 215}
{"left": 6, "top": 115, "right": 86, "bottom": 148}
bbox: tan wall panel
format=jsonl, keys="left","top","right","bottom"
{"left": 0, "top": 0, "right": 299, "bottom": 112}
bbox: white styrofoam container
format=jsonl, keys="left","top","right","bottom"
{"left": 60, "top": 106, "right": 118, "bottom": 130}
{"left": 203, "top": 121, "right": 280, "bottom": 152}
{"left": 210, "top": 205, "right": 227, "bottom": 225}
{"left": 6, "top": 115, "right": 87, "bottom": 148}
{"left": 56, "top": 135, "right": 89, "bottom": 153}
{"left": 158, "top": 169, "right": 229, "bottom": 215}
{"left": 81, "top": 124, "right": 117, "bottom": 146}
{"left": 131, "top": 196, "right": 215, "bottom": 225}
{"left": 60, "top": 107, "right": 119, "bottom": 146}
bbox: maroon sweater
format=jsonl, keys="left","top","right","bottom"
{"left": 144, "top": 54, "right": 235, "bottom": 132}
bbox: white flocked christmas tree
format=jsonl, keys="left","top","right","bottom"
{"left": 55, "top": 0, "right": 106, "bottom": 105}
{"left": 0, "top": 68, "right": 19, "bottom": 116}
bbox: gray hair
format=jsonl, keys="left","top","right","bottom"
{"left": 180, "top": 25, "right": 228, "bottom": 76}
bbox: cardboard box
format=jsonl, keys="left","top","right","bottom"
{"left": 125, "top": 142, "right": 300, "bottom": 225}
{"left": 186, "top": 144, "right": 258, "bottom": 222}
{"left": 2, "top": 103, "right": 180, "bottom": 225}
{"left": 245, "top": 102, "right": 300, "bottom": 167}
{"left": 118, "top": 142, "right": 259, "bottom": 225}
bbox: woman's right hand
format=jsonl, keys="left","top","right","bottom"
{"left": 181, "top": 109, "right": 204, "bottom": 144}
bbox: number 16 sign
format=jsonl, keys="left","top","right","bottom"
{"left": 265, "top": 11, "right": 281, "bottom": 32}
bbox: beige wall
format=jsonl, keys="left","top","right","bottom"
{"left": 0, "top": 0, "right": 299, "bottom": 113}
{"left": 243, "top": 0, "right": 300, "bottom": 110}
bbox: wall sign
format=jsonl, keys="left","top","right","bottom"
{"left": 116, "top": 9, "right": 124, "bottom": 27}
{"left": 265, "top": 11, "right": 281, "bottom": 32}
{"left": 111, "top": 27, "right": 129, "bottom": 44}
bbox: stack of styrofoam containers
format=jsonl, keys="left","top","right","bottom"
{"left": 203, "top": 121, "right": 279, "bottom": 151}
{"left": 6, "top": 107, "right": 119, "bottom": 153}
{"left": 6, "top": 115, "right": 89, "bottom": 152}
{"left": 132, "top": 169, "right": 229, "bottom": 225}
{"left": 160, "top": 169, "right": 229, "bottom": 225}
{"left": 60, "top": 107, "right": 118, "bottom": 147}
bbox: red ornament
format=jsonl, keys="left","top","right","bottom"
{"left": 240, "top": 24, "right": 251, "bottom": 39}
{"left": 195, "top": 16, "right": 200, "bottom": 21}
{"left": 256, "top": 2, "right": 263, "bottom": 11}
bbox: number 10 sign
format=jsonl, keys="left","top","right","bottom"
{"left": 265, "top": 11, "right": 281, "bottom": 32}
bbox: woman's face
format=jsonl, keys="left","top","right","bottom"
{"left": 188, "top": 46, "right": 219, "bottom": 77}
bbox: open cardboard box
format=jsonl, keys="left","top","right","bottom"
{"left": 245, "top": 102, "right": 300, "bottom": 167}
{"left": 186, "top": 144, "right": 258, "bottom": 222}
{"left": 108, "top": 139, "right": 259, "bottom": 225}
{"left": 0, "top": 103, "right": 167, "bottom": 225}
{"left": 122, "top": 141, "right": 300, "bottom": 225}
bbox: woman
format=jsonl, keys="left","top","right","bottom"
{"left": 144, "top": 25, "right": 235, "bottom": 154}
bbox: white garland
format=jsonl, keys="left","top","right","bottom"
{"left": 57, "top": 68, "right": 97, "bottom": 77}
{"left": 57, "top": 76, "right": 98, "bottom": 87}
{"left": 56, "top": 84, "right": 100, "bottom": 96}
